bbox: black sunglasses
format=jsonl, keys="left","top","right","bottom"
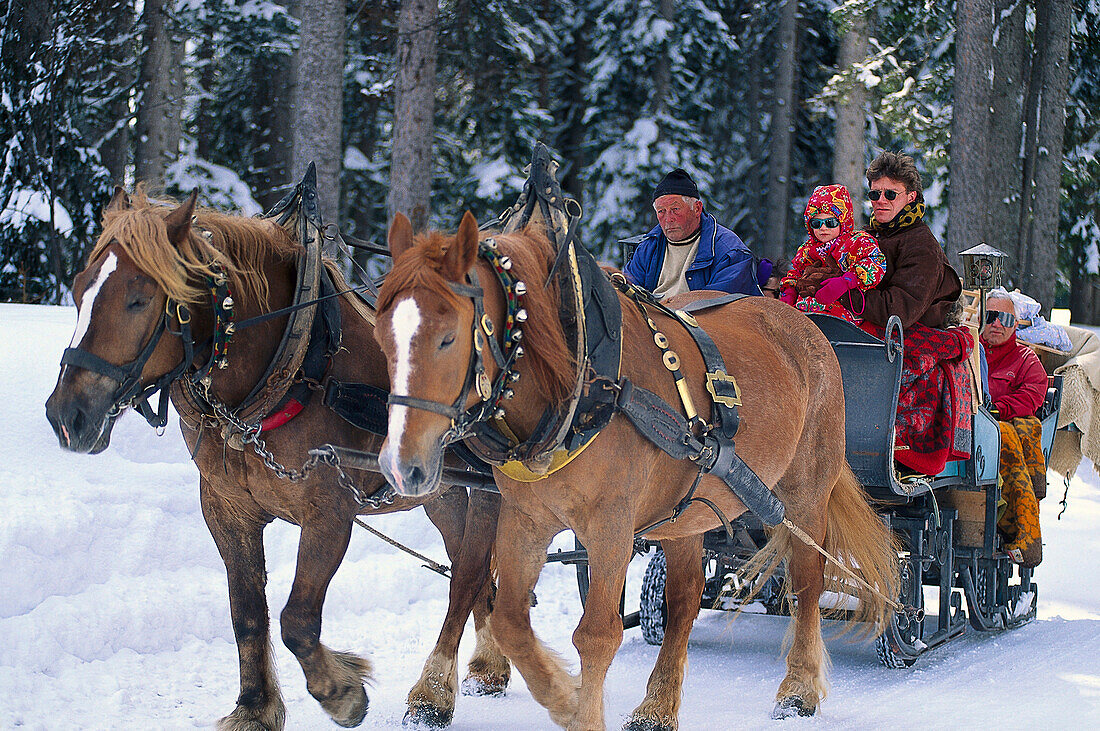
{"left": 810, "top": 217, "right": 840, "bottom": 229}
{"left": 984, "top": 310, "right": 1016, "bottom": 328}
{"left": 868, "top": 189, "right": 902, "bottom": 201}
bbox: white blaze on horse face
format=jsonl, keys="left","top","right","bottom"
{"left": 388, "top": 296, "right": 423, "bottom": 450}
{"left": 69, "top": 252, "right": 118, "bottom": 348}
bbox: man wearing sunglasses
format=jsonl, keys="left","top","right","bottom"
{"left": 801, "top": 152, "right": 962, "bottom": 330}
{"left": 980, "top": 292, "right": 1048, "bottom": 567}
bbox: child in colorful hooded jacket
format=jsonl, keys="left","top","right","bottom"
{"left": 779, "top": 184, "right": 886, "bottom": 324}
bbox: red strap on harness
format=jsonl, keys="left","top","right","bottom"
{"left": 260, "top": 398, "right": 305, "bottom": 431}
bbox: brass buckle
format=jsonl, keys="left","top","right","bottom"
{"left": 674, "top": 309, "right": 699, "bottom": 328}
{"left": 705, "top": 370, "right": 742, "bottom": 407}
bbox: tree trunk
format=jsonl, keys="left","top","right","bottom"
{"left": 1021, "top": 0, "right": 1072, "bottom": 309}
{"left": 651, "top": 0, "right": 674, "bottom": 115}
{"left": 946, "top": 0, "right": 993, "bottom": 263}
{"left": 134, "top": 0, "right": 183, "bottom": 187}
{"left": 764, "top": 0, "right": 798, "bottom": 263}
{"left": 252, "top": 49, "right": 294, "bottom": 210}
{"left": 987, "top": 0, "right": 1028, "bottom": 268}
{"left": 97, "top": 0, "right": 134, "bottom": 185}
{"left": 291, "top": 0, "right": 345, "bottom": 226}
{"left": 556, "top": 10, "right": 593, "bottom": 207}
{"left": 743, "top": 6, "right": 765, "bottom": 251}
{"left": 832, "top": 4, "right": 871, "bottom": 229}
{"left": 387, "top": 0, "right": 438, "bottom": 232}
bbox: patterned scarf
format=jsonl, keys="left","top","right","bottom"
{"left": 868, "top": 200, "right": 926, "bottom": 235}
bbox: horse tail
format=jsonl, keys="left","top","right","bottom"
{"left": 822, "top": 462, "right": 900, "bottom": 635}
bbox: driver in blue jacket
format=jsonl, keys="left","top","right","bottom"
{"left": 624, "top": 168, "right": 761, "bottom": 299}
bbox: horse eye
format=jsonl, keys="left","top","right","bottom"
{"left": 440, "top": 333, "right": 456, "bottom": 349}
{"left": 127, "top": 297, "right": 151, "bottom": 312}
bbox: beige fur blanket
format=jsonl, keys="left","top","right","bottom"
{"left": 1045, "top": 325, "right": 1100, "bottom": 478}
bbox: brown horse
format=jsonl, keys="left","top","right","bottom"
{"left": 373, "top": 212, "right": 900, "bottom": 729}
{"left": 44, "top": 189, "right": 510, "bottom": 730}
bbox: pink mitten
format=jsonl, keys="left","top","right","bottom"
{"left": 814, "top": 272, "right": 859, "bottom": 305}
{"left": 779, "top": 288, "right": 797, "bottom": 306}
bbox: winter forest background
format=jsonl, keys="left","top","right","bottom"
{"left": 2, "top": 0, "right": 1097, "bottom": 320}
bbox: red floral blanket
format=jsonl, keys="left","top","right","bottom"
{"left": 862, "top": 321, "right": 974, "bottom": 475}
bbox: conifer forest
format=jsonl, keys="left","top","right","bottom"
{"left": 2, "top": 1, "right": 1098, "bottom": 319}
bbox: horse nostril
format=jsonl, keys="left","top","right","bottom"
{"left": 408, "top": 464, "right": 425, "bottom": 487}
{"left": 67, "top": 404, "right": 90, "bottom": 438}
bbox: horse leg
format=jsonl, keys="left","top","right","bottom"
{"left": 279, "top": 513, "right": 371, "bottom": 728}
{"left": 626, "top": 534, "right": 705, "bottom": 731}
{"left": 405, "top": 488, "right": 502, "bottom": 727}
{"left": 201, "top": 479, "right": 286, "bottom": 731}
{"left": 459, "top": 490, "right": 511, "bottom": 697}
{"left": 568, "top": 526, "right": 634, "bottom": 731}
{"left": 773, "top": 539, "right": 827, "bottom": 719}
{"left": 462, "top": 568, "right": 511, "bottom": 697}
{"left": 490, "top": 499, "right": 577, "bottom": 728}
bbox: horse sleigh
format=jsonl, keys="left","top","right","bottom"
{"left": 45, "top": 148, "right": 1062, "bottom": 729}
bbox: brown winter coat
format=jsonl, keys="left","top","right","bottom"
{"left": 799, "top": 220, "right": 961, "bottom": 329}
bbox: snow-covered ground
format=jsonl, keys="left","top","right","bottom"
{"left": 2, "top": 302, "right": 1099, "bottom": 730}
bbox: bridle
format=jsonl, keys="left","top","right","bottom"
{"left": 59, "top": 265, "right": 235, "bottom": 429}
{"left": 386, "top": 239, "right": 527, "bottom": 445}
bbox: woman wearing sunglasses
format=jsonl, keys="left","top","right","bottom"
{"left": 980, "top": 290, "right": 1049, "bottom": 567}
{"left": 790, "top": 152, "right": 962, "bottom": 332}
{"left": 778, "top": 184, "right": 885, "bottom": 324}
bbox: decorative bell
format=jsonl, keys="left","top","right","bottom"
{"left": 511, "top": 329, "right": 522, "bottom": 342}
{"left": 217, "top": 358, "right": 229, "bottom": 369}
{"left": 514, "top": 346, "right": 525, "bottom": 359}
{"left": 514, "top": 281, "right": 527, "bottom": 296}
{"left": 500, "top": 256, "right": 513, "bottom": 271}
{"left": 515, "top": 308, "right": 528, "bottom": 322}
{"left": 225, "top": 322, "right": 235, "bottom": 334}
{"left": 222, "top": 296, "right": 234, "bottom": 310}
{"left": 484, "top": 239, "right": 497, "bottom": 250}
{"left": 503, "top": 388, "right": 515, "bottom": 400}
{"left": 508, "top": 371, "right": 521, "bottom": 382}
{"left": 493, "top": 408, "right": 507, "bottom": 419}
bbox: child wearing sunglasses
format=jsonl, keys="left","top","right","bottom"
{"left": 778, "top": 184, "right": 886, "bottom": 324}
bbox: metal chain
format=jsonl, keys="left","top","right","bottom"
{"left": 197, "top": 379, "right": 396, "bottom": 508}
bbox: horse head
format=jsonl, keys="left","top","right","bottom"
{"left": 45, "top": 188, "right": 210, "bottom": 453}
{"left": 373, "top": 212, "right": 483, "bottom": 497}
{"left": 374, "top": 211, "right": 573, "bottom": 497}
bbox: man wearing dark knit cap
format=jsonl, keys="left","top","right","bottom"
{"left": 623, "top": 168, "right": 761, "bottom": 298}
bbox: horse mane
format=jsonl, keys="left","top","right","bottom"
{"left": 89, "top": 184, "right": 299, "bottom": 308}
{"left": 378, "top": 225, "right": 576, "bottom": 403}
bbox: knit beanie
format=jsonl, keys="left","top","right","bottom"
{"left": 653, "top": 169, "right": 700, "bottom": 202}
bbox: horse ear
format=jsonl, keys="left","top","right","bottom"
{"left": 388, "top": 212, "right": 415, "bottom": 259}
{"left": 106, "top": 186, "right": 131, "bottom": 212}
{"left": 164, "top": 189, "right": 198, "bottom": 248}
{"left": 441, "top": 211, "right": 479, "bottom": 281}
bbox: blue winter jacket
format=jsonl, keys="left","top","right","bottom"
{"left": 623, "top": 211, "right": 761, "bottom": 297}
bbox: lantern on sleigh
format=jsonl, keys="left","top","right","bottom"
{"left": 959, "top": 242, "right": 1009, "bottom": 332}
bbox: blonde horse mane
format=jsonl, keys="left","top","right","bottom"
{"left": 90, "top": 185, "right": 298, "bottom": 308}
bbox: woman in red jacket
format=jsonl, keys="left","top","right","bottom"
{"left": 981, "top": 293, "right": 1049, "bottom": 567}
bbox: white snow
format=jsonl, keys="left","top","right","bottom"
{"left": 3, "top": 302, "right": 1100, "bottom": 729}
{"left": 0, "top": 188, "right": 74, "bottom": 235}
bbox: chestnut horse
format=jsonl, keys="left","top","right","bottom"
{"left": 373, "top": 212, "right": 900, "bottom": 729}
{"left": 44, "top": 189, "right": 509, "bottom": 730}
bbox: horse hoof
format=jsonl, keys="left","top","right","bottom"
{"left": 403, "top": 703, "right": 454, "bottom": 728}
{"left": 325, "top": 684, "right": 369, "bottom": 728}
{"left": 623, "top": 716, "right": 674, "bottom": 731}
{"left": 772, "top": 696, "right": 815, "bottom": 719}
{"left": 460, "top": 674, "right": 507, "bottom": 697}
